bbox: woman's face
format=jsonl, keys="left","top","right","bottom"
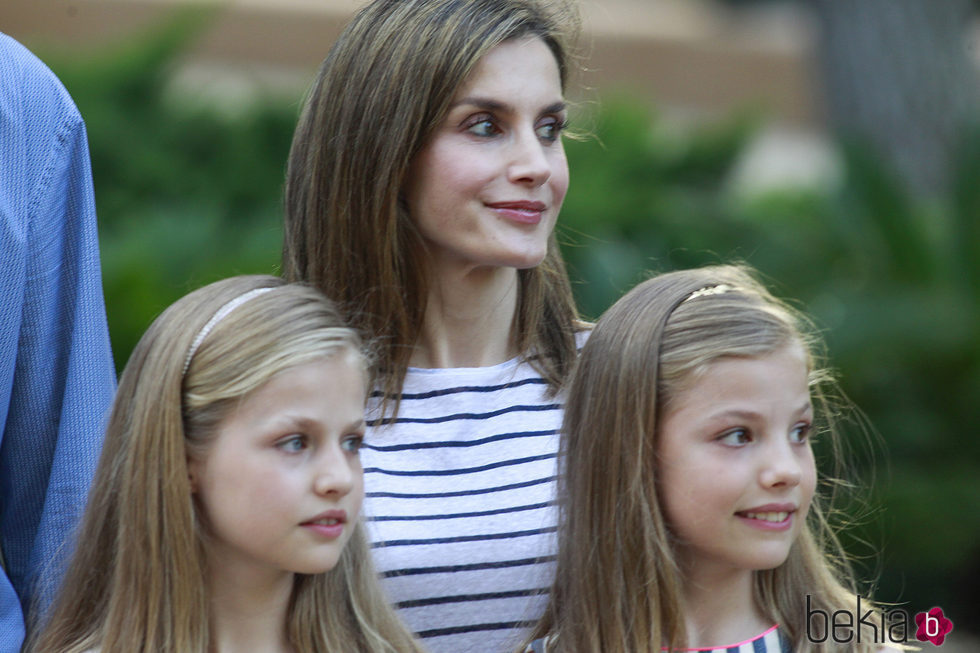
{"left": 404, "top": 36, "right": 569, "bottom": 273}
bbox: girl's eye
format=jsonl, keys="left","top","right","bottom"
{"left": 276, "top": 435, "right": 307, "bottom": 453}
{"left": 536, "top": 118, "right": 567, "bottom": 143}
{"left": 790, "top": 422, "right": 812, "bottom": 444}
{"left": 466, "top": 117, "right": 498, "bottom": 137}
{"left": 341, "top": 435, "right": 364, "bottom": 454}
{"left": 718, "top": 428, "right": 751, "bottom": 447}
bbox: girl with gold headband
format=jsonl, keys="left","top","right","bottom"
{"left": 528, "top": 265, "right": 902, "bottom": 653}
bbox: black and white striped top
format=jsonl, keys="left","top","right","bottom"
{"left": 361, "top": 356, "right": 564, "bottom": 653}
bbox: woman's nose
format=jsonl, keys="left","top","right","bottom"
{"left": 507, "top": 128, "right": 552, "bottom": 186}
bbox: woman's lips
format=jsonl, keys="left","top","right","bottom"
{"left": 486, "top": 200, "right": 547, "bottom": 225}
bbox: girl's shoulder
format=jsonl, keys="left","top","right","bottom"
{"left": 524, "top": 626, "right": 792, "bottom": 652}
{"left": 524, "top": 633, "right": 556, "bottom": 652}
{"left": 687, "top": 625, "right": 787, "bottom": 652}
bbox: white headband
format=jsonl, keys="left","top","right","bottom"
{"left": 181, "top": 287, "right": 274, "bottom": 376}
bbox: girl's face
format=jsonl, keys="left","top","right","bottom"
{"left": 657, "top": 344, "right": 817, "bottom": 577}
{"left": 404, "top": 35, "right": 569, "bottom": 273}
{"left": 189, "top": 352, "right": 366, "bottom": 581}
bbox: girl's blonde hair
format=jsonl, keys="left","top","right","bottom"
{"left": 532, "top": 264, "right": 881, "bottom": 652}
{"left": 283, "top": 0, "right": 582, "bottom": 415}
{"left": 29, "top": 275, "right": 424, "bottom": 653}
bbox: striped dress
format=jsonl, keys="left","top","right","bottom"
{"left": 527, "top": 625, "right": 791, "bottom": 652}
{"left": 361, "top": 356, "right": 563, "bottom": 653}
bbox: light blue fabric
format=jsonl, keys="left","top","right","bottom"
{"left": 0, "top": 32, "right": 115, "bottom": 652}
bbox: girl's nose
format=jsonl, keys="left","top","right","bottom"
{"left": 759, "top": 441, "right": 803, "bottom": 489}
{"left": 313, "top": 446, "right": 356, "bottom": 497}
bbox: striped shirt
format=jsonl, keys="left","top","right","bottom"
{"left": 361, "top": 355, "right": 564, "bottom": 653}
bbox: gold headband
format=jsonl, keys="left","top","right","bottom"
{"left": 683, "top": 283, "right": 734, "bottom": 303}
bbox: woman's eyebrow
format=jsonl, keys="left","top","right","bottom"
{"left": 451, "top": 96, "right": 510, "bottom": 112}
{"left": 450, "top": 97, "right": 567, "bottom": 115}
{"left": 542, "top": 101, "right": 567, "bottom": 115}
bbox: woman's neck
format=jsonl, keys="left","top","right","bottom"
{"left": 411, "top": 264, "right": 520, "bottom": 368}
{"left": 208, "top": 561, "right": 295, "bottom": 653}
{"left": 679, "top": 564, "right": 771, "bottom": 649}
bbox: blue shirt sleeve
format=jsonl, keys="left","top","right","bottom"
{"left": 0, "top": 32, "right": 116, "bottom": 652}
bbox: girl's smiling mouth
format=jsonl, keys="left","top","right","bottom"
{"left": 735, "top": 503, "right": 797, "bottom": 531}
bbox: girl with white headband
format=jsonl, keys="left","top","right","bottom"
{"left": 29, "top": 275, "right": 424, "bottom": 653}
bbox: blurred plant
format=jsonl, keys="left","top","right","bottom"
{"left": 42, "top": 11, "right": 295, "bottom": 366}
{"left": 820, "top": 132, "right": 980, "bottom": 617}
{"left": 558, "top": 98, "right": 762, "bottom": 318}
{"left": 559, "top": 97, "right": 980, "bottom": 622}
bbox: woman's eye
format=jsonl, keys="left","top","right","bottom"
{"left": 718, "top": 428, "right": 751, "bottom": 447}
{"left": 790, "top": 422, "right": 812, "bottom": 444}
{"left": 341, "top": 435, "right": 364, "bottom": 454}
{"left": 466, "top": 117, "right": 498, "bottom": 137}
{"left": 276, "top": 435, "right": 307, "bottom": 453}
{"left": 536, "top": 118, "right": 566, "bottom": 143}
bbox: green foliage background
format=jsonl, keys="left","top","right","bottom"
{"left": 44, "top": 17, "right": 979, "bottom": 628}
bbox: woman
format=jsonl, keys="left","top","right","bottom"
{"left": 283, "top": 1, "right": 583, "bottom": 650}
